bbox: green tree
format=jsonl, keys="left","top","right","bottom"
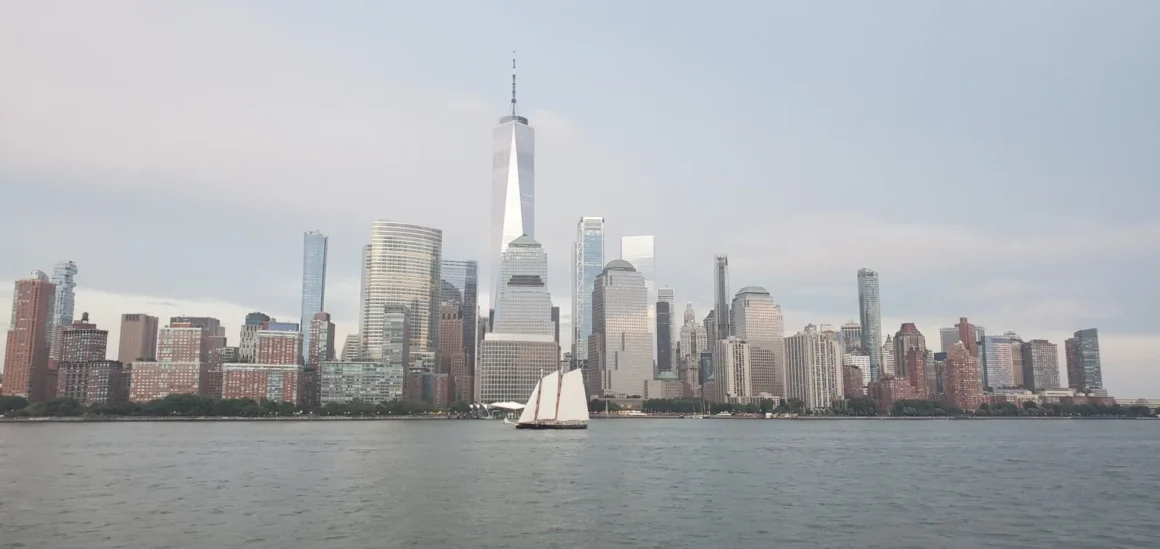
{"left": 0, "top": 395, "right": 29, "bottom": 414}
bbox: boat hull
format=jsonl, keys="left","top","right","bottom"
{"left": 515, "top": 422, "right": 588, "bottom": 430}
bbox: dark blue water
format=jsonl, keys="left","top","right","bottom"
{"left": 1, "top": 419, "right": 1157, "bottom": 548}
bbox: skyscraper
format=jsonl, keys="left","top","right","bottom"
{"left": 621, "top": 236, "right": 657, "bottom": 352}
{"left": 307, "top": 312, "right": 336, "bottom": 368}
{"left": 785, "top": 324, "right": 843, "bottom": 410}
{"left": 1022, "top": 339, "right": 1060, "bottom": 391}
{"left": 3, "top": 272, "right": 56, "bottom": 401}
{"left": 585, "top": 260, "right": 652, "bottom": 398}
{"left": 1072, "top": 328, "right": 1103, "bottom": 391}
{"left": 118, "top": 314, "right": 159, "bottom": 363}
{"left": 441, "top": 259, "right": 479, "bottom": 379}
{"left": 713, "top": 255, "right": 730, "bottom": 340}
{"left": 839, "top": 322, "right": 862, "bottom": 352}
{"left": 857, "top": 268, "right": 882, "bottom": 381}
{"left": 1006, "top": 331, "right": 1025, "bottom": 387}
{"left": 571, "top": 217, "right": 604, "bottom": 369}
{"left": 678, "top": 303, "right": 709, "bottom": 362}
{"left": 490, "top": 57, "right": 535, "bottom": 297}
{"left": 939, "top": 327, "right": 960, "bottom": 354}
{"left": 893, "top": 323, "right": 926, "bottom": 378}
{"left": 656, "top": 299, "right": 672, "bottom": 374}
{"left": 731, "top": 286, "right": 785, "bottom": 398}
{"left": 361, "top": 221, "right": 442, "bottom": 359}
{"left": 956, "top": 317, "right": 981, "bottom": 358}
{"left": 881, "top": 334, "right": 895, "bottom": 377}
{"left": 47, "top": 260, "right": 77, "bottom": 361}
{"left": 300, "top": 230, "right": 328, "bottom": 362}
{"left": 479, "top": 236, "right": 558, "bottom": 404}
{"left": 657, "top": 287, "right": 676, "bottom": 371}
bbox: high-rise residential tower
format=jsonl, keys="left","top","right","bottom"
{"left": 710, "top": 336, "right": 752, "bottom": 403}
{"left": 713, "top": 255, "right": 730, "bottom": 340}
{"left": 47, "top": 260, "right": 77, "bottom": 361}
{"left": 585, "top": 260, "right": 652, "bottom": 398}
{"left": 571, "top": 217, "right": 604, "bottom": 369}
{"left": 857, "top": 268, "right": 882, "bottom": 381}
{"left": 893, "top": 323, "right": 926, "bottom": 378}
{"left": 981, "top": 335, "right": 1015, "bottom": 389}
{"left": 1022, "top": 339, "right": 1060, "bottom": 391}
{"left": 1072, "top": 328, "right": 1103, "bottom": 391}
{"left": 361, "top": 221, "right": 442, "bottom": 359}
{"left": 785, "top": 324, "right": 843, "bottom": 410}
{"left": 118, "top": 314, "right": 159, "bottom": 363}
{"left": 490, "top": 57, "right": 535, "bottom": 298}
{"left": 621, "top": 236, "right": 657, "bottom": 350}
{"left": 731, "top": 287, "right": 785, "bottom": 398}
{"left": 3, "top": 272, "right": 56, "bottom": 400}
{"left": 307, "top": 312, "right": 336, "bottom": 368}
{"left": 945, "top": 341, "right": 982, "bottom": 411}
{"left": 238, "top": 312, "right": 270, "bottom": 363}
{"left": 300, "top": 230, "right": 328, "bottom": 362}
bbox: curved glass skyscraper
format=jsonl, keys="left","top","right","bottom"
{"left": 360, "top": 221, "right": 442, "bottom": 360}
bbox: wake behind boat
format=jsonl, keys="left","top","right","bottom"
{"left": 515, "top": 369, "right": 589, "bottom": 430}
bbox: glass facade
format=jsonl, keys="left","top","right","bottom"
{"left": 857, "top": 268, "right": 883, "bottom": 381}
{"left": 490, "top": 115, "right": 536, "bottom": 299}
{"left": 731, "top": 286, "right": 785, "bottom": 398}
{"left": 981, "top": 335, "right": 1015, "bottom": 389}
{"left": 360, "top": 221, "right": 442, "bottom": 359}
{"left": 479, "top": 337, "right": 558, "bottom": 404}
{"left": 713, "top": 255, "right": 730, "bottom": 340}
{"left": 1074, "top": 328, "right": 1103, "bottom": 390}
{"left": 621, "top": 236, "right": 656, "bottom": 355}
{"left": 586, "top": 260, "right": 652, "bottom": 398}
{"left": 492, "top": 236, "right": 553, "bottom": 336}
{"left": 440, "top": 259, "right": 479, "bottom": 371}
{"left": 299, "top": 231, "right": 328, "bottom": 362}
{"left": 571, "top": 217, "right": 604, "bottom": 367}
{"left": 47, "top": 260, "right": 77, "bottom": 360}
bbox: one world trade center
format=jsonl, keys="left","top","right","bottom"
{"left": 490, "top": 56, "right": 536, "bottom": 303}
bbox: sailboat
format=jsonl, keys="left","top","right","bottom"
{"left": 515, "top": 369, "right": 589, "bottom": 430}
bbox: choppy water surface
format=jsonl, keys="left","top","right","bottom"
{"left": 1, "top": 419, "right": 1158, "bottom": 548}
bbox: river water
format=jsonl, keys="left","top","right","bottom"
{"left": 1, "top": 419, "right": 1157, "bottom": 548}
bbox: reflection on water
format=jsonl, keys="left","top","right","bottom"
{"left": 1, "top": 420, "right": 1158, "bottom": 548}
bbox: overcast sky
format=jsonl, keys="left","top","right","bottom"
{"left": 1, "top": 1, "right": 1157, "bottom": 396}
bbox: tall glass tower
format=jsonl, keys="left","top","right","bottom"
{"left": 490, "top": 57, "right": 535, "bottom": 301}
{"left": 300, "top": 230, "right": 328, "bottom": 361}
{"left": 1073, "top": 328, "right": 1103, "bottom": 391}
{"left": 857, "top": 268, "right": 883, "bottom": 381}
{"left": 621, "top": 236, "right": 656, "bottom": 345}
{"left": 440, "top": 259, "right": 479, "bottom": 371}
{"left": 713, "top": 255, "right": 730, "bottom": 340}
{"left": 361, "top": 221, "right": 442, "bottom": 359}
{"left": 571, "top": 217, "right": 604, "bottom": 368}
{"left": 47, "top": 260, "right": 77, "bottom": 360}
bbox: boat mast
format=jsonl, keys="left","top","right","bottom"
{"left": 533, "top": 368, "right": 544, "bottom": 421}
{"left": 553, "top": 368, "right": 565, "bottom": 421}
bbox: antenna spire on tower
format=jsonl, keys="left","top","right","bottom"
{"left": 510, "top": 50, "right": 518, "bottom": 116}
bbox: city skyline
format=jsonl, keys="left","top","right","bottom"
{"left": 1, "top": 2, "right": 1158, "bottom": 396}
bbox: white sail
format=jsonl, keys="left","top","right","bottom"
{"left": 556, "top": 369, "right": 590, "bottom": 423}
{"left": 517, "top": 379, "right": 542, "bottom": 424}
{"left": 535, "top": 371, "right": 560, "bottom": 422}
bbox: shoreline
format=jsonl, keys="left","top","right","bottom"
{"left": 0, "top": 415, "right": 1153, "bottom": 423}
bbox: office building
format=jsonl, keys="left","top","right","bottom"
{"left": 307, "top": 312, "right": 335, "bottom": 368}
{"left": 47, "top": 260, "right": 78, "bottom": 361}
{"left": 880, "top": 335, "right": 895, "bottom": 378}
{"left": 785, "top": 324, "right": 843, "bottom": 410}
{"left": 656, "top": 299, "right": 673, "bottom": 374}
{"left": 713, "top": 255, "right": 730, "bottom": 339}
{"left": 1072, "top": 328, "right": 1103, "bottom": 391}
{"left": 440, "top": 259, "right": 479, "bottom": 379}
{"left": 118, "top": 314, "right": 158, "bottom": 364}
{"left": 945, "top": 341, "right": 982, "bottom": 410}
{"left": 571, "top": 217, "right": 604, "bottom": 368}
{"left": 621, "top": 236, "right": 656, "bottom": 352}
{"left": 361, "top": 221, "right": 442, "bottom": 359}
{"left": 857, "top": 268, "right": 882, "bottom": 381}
{"left": 1065, "top": 337, "right": 1081, "bottom": 391}
{"left": 479, "top": 236, "right": 558, "bottom": 403}
{"left": 657, "top": 287, "right": 676, "bottom": 370}
{"left": 731, "top": 286, "right": 785, "bottom": 398}
{"left": 678, "top": 303, "right": 709, "bottom": 362}
{"left": 490, "top": 60, "right": 536, "bottom": 297}
{"left": 1022, "top": 339, "right": 1060, "bottom": 391}
{"left": 300, "top": 230, "right": 328, "bottom": 362}
{"left": 585, "top": 260, "right": 652, "bottom": 398}
{"left": 340, "top": 334, "right": 362, "bottom": 362}
{"left": 2, "top": 272, "right": 56, "bottom": 401}
{"left": 710, "top": 336, "right": 752, "bottom": 403}
{"left": 1005, "top": 331, "right": 1025, "bottom": 387}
